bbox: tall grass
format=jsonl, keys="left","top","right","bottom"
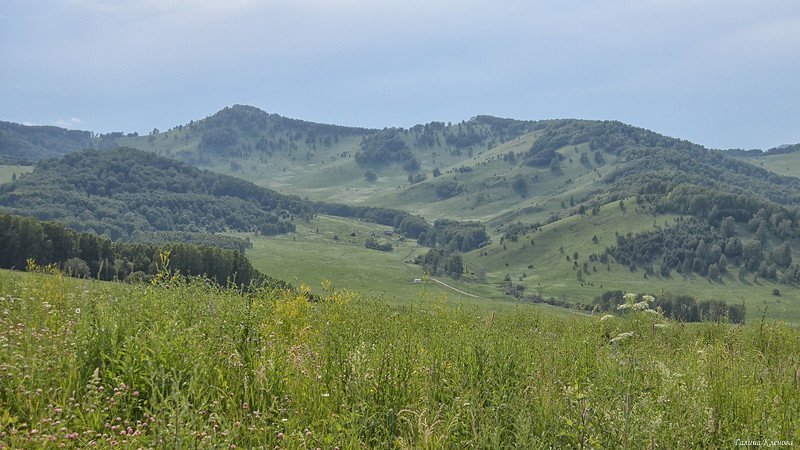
{"left": 0, "top": 269, "right": 798, "bottom": 448}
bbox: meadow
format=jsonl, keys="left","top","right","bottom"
{"left": 0, "top": 165, "right": 32, "bottom": 184}
{"left": 1, "top": 266, "right": 798, "bottom": 448}
{"left": 238, "top": 214, "right": 510, "bottom": 305}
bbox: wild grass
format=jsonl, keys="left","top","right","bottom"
{"left": 1, "top": 267, "right": 798, "bottom": 448}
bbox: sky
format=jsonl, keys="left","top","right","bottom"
{"left": 1, "top": 0, "right": 798, "bottom": 150}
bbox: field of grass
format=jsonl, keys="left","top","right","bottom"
{"left": 0, "top": 165, "right": 32, "bottom": 184}
{"left": 240, "top": 211, "right": 800, "bottom": 324}
{"left": 470, "top": 200, "right": 800, "bottom": 323}
{"left": 238, "top": 215, "right": 505, "bottom": 306}
{"left": 1, "top": 267, "right": 798, "bottom": 448}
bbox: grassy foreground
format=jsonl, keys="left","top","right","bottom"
{"left": 1, "top": 269, "right": 798, "bottom": 448}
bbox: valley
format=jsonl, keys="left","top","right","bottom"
{"left": 2, "top": 105, "right": 800, "bottom": 324}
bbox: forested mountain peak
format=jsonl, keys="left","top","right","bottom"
{"left": 199, "top": 104, "right": 375, "bottom": 138}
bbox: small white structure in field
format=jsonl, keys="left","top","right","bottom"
{"left": 413, "top": 278, "right": 422, "bottom": 284}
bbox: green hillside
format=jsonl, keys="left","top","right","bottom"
{"left": 0, "top": 147, "right": 311, "bottom": 240}
{"left": 467, "top": 201, "right": 799, "bottom": 322}
{"left": 741, "top": 150, "right": 800, "bottom": 178}
{"left": 117, "top": 106, "right": 540, "bottom": 207}
{"left": 4, "top": 108, "right": 800, "bottom": 323}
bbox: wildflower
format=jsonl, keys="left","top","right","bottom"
{"left": 617, "top": 303, "right": 630, "bottom": 310}
{"left": 610, "top": 331, "right": 634, "bottom": 343}
{"left": 654, "top": 323, "right": 668, "bottom": 329}
{"left": 642, "top": 294, "right": 655, "bottom": 303}
{"left": 600, "top": 314, "right": 614, "bottom": 321}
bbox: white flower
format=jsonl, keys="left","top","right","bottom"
{"left": 623, "top": 293, "right": 637, "bottom": 303}
{"left": 642, "top": 294, "right": 655, "bottom": 303}
{"left": 617, "top": 303, "right": 631, "bottom": 310}
{"left": 654, "top": 323, "right": 668, "bottom": 329}
{"left": 610, "top": 331, "right": 634, "bottom": 343}
{"left": 600, "top": 314, "right": 614, "bottom": 321}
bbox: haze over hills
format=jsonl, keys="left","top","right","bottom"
{"left": 2, "top": 105, "right": 800, "bottom": 321}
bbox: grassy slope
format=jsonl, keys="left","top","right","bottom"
{"left": 238, "top": 214, "right": 507, "bottom": 307}
{"left": 374, "top": 138, "right": 618, "bottom": 226}
{"left": 744, "top": 152, "right": 800, "bottom": 178}
{"left": 116, "top": 123, "right": 500, "bottom": 206}
{"left": 1, "top": 268, "right": 798, "bottom": 448}
{"left": 0, "top": 165, "right": 33, "bottom": 184}
{"left": 469, "top": 200, "right": 800, "bottom": 322}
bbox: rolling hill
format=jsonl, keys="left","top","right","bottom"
{"left": 3, "top": 106, "right": 800, "bottom": 322}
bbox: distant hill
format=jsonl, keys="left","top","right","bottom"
{"left": 0, "top": 121, "right": 94, "bottom": 164}
{"left": 4, "top": 106, "right": 800, "bottom": 321}
{"left": 0, "top": 147, "right": 309, "bottom": 240}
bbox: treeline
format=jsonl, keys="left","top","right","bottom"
{"left": 417, "top": 219, "right": 488, "bottom": 252}
{"left": 606, "top": 181, "right": 800, "bottom": 282}
{"left": 658, "top": 184, "right": 800, "bottom": 227}
{"left": 126, "top": 231, "right": 252, "bottom": 254}
{"left": 606, "top": 147, "right": 800, "bottom": 207}
{"left": 0, "top": 213, "right": 263, "bottom": 286}
{"left": 314, "top": 203, "right": 486, "bottom": 251}
{"left": 354, "top": 128, "right": 420, "bottom": 172}
{"left": 725, "top": 143, "right": 800, "bottom": 158}
{"left": 594, "top": 291, "right": 745, "bottom": 324}
{"left": 414, "top": 249, "right": 464, "bottom": 279}
{"left": 364, "top": 237, "right": 393, "bottom": 252}
{"left": 607, "top": 215, "right": 800, "bottom": 283}
{"left": 315, "top": 202, "right": 422, "bottom": 230}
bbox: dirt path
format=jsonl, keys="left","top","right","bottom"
{"left": 427, "top": 276, "right": 486, "bottom": 299}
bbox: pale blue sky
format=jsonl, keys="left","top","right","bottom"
{"left": 1, "top": 0, "right": 798, "bottom": 149}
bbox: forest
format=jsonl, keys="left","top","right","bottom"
{"left": 0, "top": 212, "right": 265, "bottom": 286}
{"left": 0, "top": 147, "right": 308, "bottom": 240}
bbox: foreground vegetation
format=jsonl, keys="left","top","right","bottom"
{"left": 1, "top": 268, "right": 798, "bottom": 448}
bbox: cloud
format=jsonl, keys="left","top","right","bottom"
{"left": 52, "top": 117, "right": 83, "bottom": 128}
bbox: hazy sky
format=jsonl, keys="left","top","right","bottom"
{"left": 2, "top": 0, "right": 798, "bottom": 149}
